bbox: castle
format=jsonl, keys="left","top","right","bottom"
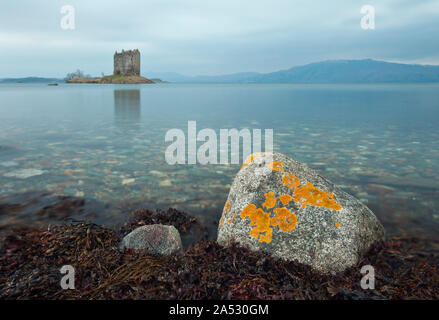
{"left": 113, "top": 49, "right": 140, "bottom": 76}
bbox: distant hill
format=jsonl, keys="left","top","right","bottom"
{"left": 252, "top": 59, "right": 439, "bottom": 83}
{"left": 0, "top": 77, "right": 61, "bottom": 83}
{"left": 148, "top": 59, "right": 439, "bottom": 83}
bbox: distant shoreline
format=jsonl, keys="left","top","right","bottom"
{"left": 136, "top": 59, "right": 439, "bottom": 83}
{"left": 2, "top": 59, "right": 439, "bottom": 84}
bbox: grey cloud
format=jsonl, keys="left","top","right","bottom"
{"left": 0, "top": 0, "right": 438, "bottom": 77}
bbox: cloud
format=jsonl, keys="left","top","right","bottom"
{"left": 0, "top": 0, "right": 438, "bottom": 77}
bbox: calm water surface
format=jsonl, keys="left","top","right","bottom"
{"left": 1, "top": 83, "right": 438, "bottom": 238}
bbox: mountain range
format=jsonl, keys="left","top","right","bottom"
{"left": 146, "top": 59, "right": 439, "bottom": 83}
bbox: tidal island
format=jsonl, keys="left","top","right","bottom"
{"left": 67, "top": 49, "right": 155, "bottom": 84}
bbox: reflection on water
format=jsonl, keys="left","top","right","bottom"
{"left": 114, "top": 89, "right": 140, "bottom": 125}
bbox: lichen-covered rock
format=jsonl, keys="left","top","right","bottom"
{"left": 217, "top": 152, "right": 385, "bottom": 274}
{"left": 119, "top": 224, "right": 183, "bottom": 255}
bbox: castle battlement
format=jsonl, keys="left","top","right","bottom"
{"left": 114, "top": 49, "right": 140, "bottom": 76}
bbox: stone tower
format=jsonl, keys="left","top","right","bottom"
{"left": 113, "top": 49, "right": 140, "bottom": 76}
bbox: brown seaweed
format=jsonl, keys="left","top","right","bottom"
{"left": 0, "top": 209, "right": 438, "bottom": 300}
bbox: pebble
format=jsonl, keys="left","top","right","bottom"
{"left": 122, "top": 178, "right": 135, "bottom": 185}
{"left": 159, "top": 180, "right": 172, "bottom": 187}
{"left": 149, "top": 170, "right": 167, "bottom": 178}
{"left": 75, "top": 190, "right": 85, "bottom": 197}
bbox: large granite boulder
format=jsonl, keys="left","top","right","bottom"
{"left": 217, "top": 152, "right": 385, "bottom": 274}
{"left": 120, "top": 224, "right": 183, "bottom": 255}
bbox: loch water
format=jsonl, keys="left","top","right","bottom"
{"left": 1, "top": 83, "right": 438, "bottom": 239}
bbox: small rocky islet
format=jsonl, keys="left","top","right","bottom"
{"left": 1, "top": 154, "right": 438, "bottom": 299}
{"left": 66, "top": 75, "right": 155, "bottom": 84}
{"left": 65, "top": 49, "right": 155, "bottom": 84}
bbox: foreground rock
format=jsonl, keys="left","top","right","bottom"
{"left": 217, "top": 152, "right": 385, "bottom": 274}
{"left": 119, "top": 224, "right": 183, "bottom": 255}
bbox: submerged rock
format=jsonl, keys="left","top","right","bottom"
{"left": 0, "top": 161, "right": 19, "bottom": 167}
{"left": 159, "top": 180, "right": 172, "bottom": 187}
{"left": 3, "top": 168, "right": 45, "bottom": 179}
{"left": 149, "top": 170, "right": 168, "bottom": 178}
{"left": 119, "top": 224, "right": 183, "bottom": 255}
{"left": 217, "top": 152, "right": 385, "bottom": 274}
{"left": 121, "top": 178, "right": 135, "bottom": 185}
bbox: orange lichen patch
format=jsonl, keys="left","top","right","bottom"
{"left": 240, "top": 153, "right": 261, "bottom": 170}
{"left": 267, "top": 161, "right": 285, "bottom": 172}
{"left": 233, "top": 213, "right": 237, "bottom": 220}
{"left": 335, "top": 223, "right": 341, "bottom": 228}
{"left": 293, "top": 182, "right": 342, "bottom": 211}
{"left": 262, "top": 192, "right": 276, "bottom": 209}
{"left": 271, "top": 208, "right": 297, "bottom": 232}
{"left": 258, "top": 228, "right": 273, "bottom": 243}
{"left": 240, "top": 204, "right": 257, "bottom": 219}
{"left": 223, "top": 201, "right": 230, "bottom": 213}
{"left": 282, "top": 173, "right": 300, "bottom": 188}
{"left": 279, "top": 194, "right": 292, "bottom": 205}
{"left": 240, "top": 204, "right": 273, "bottom": 243}
{"left": 219, "top": 217, "right": 224, "bottom": 228}
{"left": 227, "top": 218, "right": 233, "bottom": 224}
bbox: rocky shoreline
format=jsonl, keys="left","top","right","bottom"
{"left": 66, "top": 75, "right": 155, "bottom": 84}
{"left": 0, "top": 207, "right": 438, "bottom": 300}
{"left": 1, "top": 154, "right": 438, "bottom": 299}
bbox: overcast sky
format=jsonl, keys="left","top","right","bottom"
{"left": 0, "top": 0, "right": 438, "bottom": 77}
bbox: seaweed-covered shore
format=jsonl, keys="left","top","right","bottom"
{"left": 1, "top": 208, "right": 438, "bottom": 300}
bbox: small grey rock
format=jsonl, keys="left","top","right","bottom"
{"left": 119, "top": 224, "right": 183, "bottom": 255}
{"left": 217, "top": 152, "right": 385, "bottom": 274}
